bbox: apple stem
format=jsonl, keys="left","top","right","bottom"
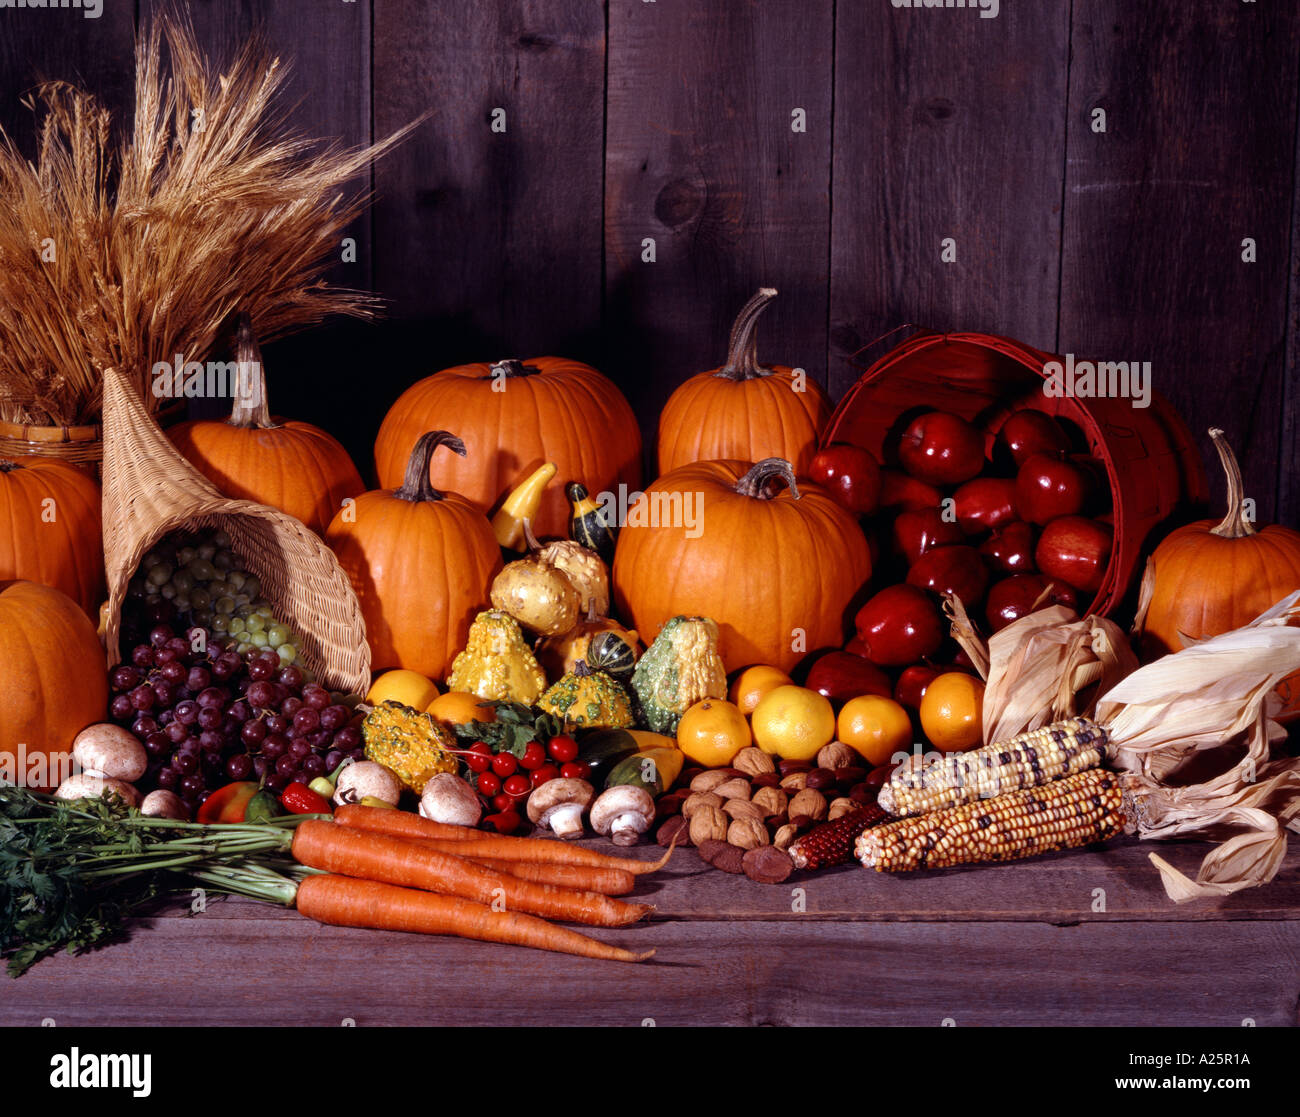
{"left": 1207, "top": 428, "right": 1255, "bottom": 539}
{"left": 716, "top": 288, "right": 778, "bottom": 380}
{"left": 735, "top": 457, "right": 800, "bottom": 501}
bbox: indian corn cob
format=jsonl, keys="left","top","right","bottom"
{"left": 788, "top": 803, "right": 890, "bottom": 871}
{"left": 856, "top": 768, "right": 1125, "bottom": 872}
{"left": 876, "top": 716, "right": 1109, "bottom": 817}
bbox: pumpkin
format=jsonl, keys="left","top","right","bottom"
{"left": 1135, "top": 427, "right": 1300, "bottom": 721}
{"left": 324, "top": 431, "right": 502, "bottom": 681}
{"left": 535, "top": 604, "right": 640, "bottom": 680}
{"left": 374, "top": 356, "right": 642, "bottom": 538}
{"left": 537, "top": 661, "right": 635, "bottom": 729}
{"left": 447, "top": 610, "right": 547, "bottom": 704}
{"left": 168, "top": 315, "right": 364, "bottom": 534}
{"left": 613, "top": 458, "right": 872, "bottom": 673}
{"left": 0, "top": 580, "right": 110, "bottom": 791}
{"left": 629, "top": 615, "right": 728, "bottom": 735}
{"left": 656, "top": 288, "right": 832, "bottom": 477}
{"left": 0, "top": 457, "right": 104, "bottom": 616}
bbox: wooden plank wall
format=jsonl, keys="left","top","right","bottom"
{"left": 0, "top": 1, "right": 1295, "bottom": 520}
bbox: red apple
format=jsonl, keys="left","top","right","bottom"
{"left": 1035, "top": 516, "right": 1112, "bottom": 594}
{"left": 844, "top": 634, "right": 870, "bottom": 657}
{"left": 891, "top": 507, "right": 964, "bottom": 565}
{"left": 893, "top": 664, "right": 941, "bottom": 711}
{"left": 808, "top": 444, "right": 882, "bottom": 516}
{"left": 854, "top": 584, "right": 945, "bottom": 666}
{"left": 986, "top": 574, "right": 1080, "bottom": 632}
{"left": 897, "top": 411, "right": 986, "bottom": 486}
{"left": 1014, "top": 452, "right": 1092, "bottom": 525}
{"left": 878, "top": 468, "right": 943, "bottom": 512}
{"left": 906, "top": 544, "right": 990, "bottom": 605}
{"left": 997, "top": 410, "right": 1070, "bottom": 467}
{"left": 978, "top": 520, "right": 1038, "bottom": 574}
{"left": 952, "top": 477, "right": 1018, "bottom": 535}
{"left": 805, "top": 651, "right": 893, "bottom": 706}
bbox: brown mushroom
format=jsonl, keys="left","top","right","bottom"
{"left": 589, "top": 785, "right": 655, "bottom": 846}
{"left": 525, "top": 778, "right": 594, "bottom": 839}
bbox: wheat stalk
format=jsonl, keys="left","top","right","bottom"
{"left": 0, "top": 14, "right": 419, "bottom": 425}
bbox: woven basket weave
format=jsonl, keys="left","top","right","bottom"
{"left": 101, "top": 367, "right": 370, "bottom": 694}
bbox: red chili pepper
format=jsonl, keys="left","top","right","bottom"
{"left": 280, "top": 782, "right": 332, "bottom": 815}
{"left": 196, "top": 781, "right": 259, "bottom": 824}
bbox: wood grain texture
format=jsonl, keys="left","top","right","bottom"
{"left": 827, "top": 3, "right": 1070, "bottom": 401}
{"left": 604, "top": 0, "right": 835, "bottom": 458}
{"left": 1059, "top": 2, "right": 1300, "bottom": 525}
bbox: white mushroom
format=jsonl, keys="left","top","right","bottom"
{"left": 590, "top": 785, "right": 655, "bottom": 846}
{"left": 333, "top": 761, "right": 402, "bottom": 807}
{"left": 525, "top": 778, "right": 595, "bottom": 840}
{"left": 419, "top": 773, "right": 482, "bottom": 827}
{"left": 140, "top": 789, "right": 188, "bottom": 820}
{"left": 72, "top": 723, "right": 148, "bottom": 782}
{"left": 54, "top": 773, "right": 141, "bottom": 809}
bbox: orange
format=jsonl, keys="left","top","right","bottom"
{"left": 837, "top": 695, "right": 913, "bottom": 767}
{"left": 750, "top": 685, "right": 835, "bottom": 761}
{"left": 426, "top": 690, "right": 496, "bottom": 726}
{"left": 366, "top": 668, "right": 440, "bottom": 711}
{"left": 919, "top": 672, "right": 985, "bottom": 753}
{"left": 677, "top": 698, "right": 751, "bottom": 767}
{"left": 728, "top": 664, "right": 793, "bottom": 716}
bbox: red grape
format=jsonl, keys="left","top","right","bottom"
{"left": 226, "top": 754, "right": 252, "bottom": 780}
{"left": 174, "top": 700, "right": 199, "bottom": 726}
{"left": 149, "top": 626, "right": 172, "bottom": 648}
{"left": 247, "top": 681, "right": 276, "bottom": 709}
{"left": 319, "top": 705, "right": 349, "bottom": 732}
{"left": 130, "top": 686, "right": 157, "bottom": 711}
{"left": 110, "top": 694, "right": 135, "bottom": 721}
{"left": 186, "top": 666, "right": 211, "bottom": 692}
{"left": 293, "top": 708, "right": 320, "bottom": 734}
{"left": 277, "top": 666, "right": 305, "bottom": 689}
{"left": 261, "top": 734, "right": 288, "bottom": 759}
{"left": 131, "top": 645, "right": 155, "bottom": 668}
{"left": 241, "top": 720, "right": 267, "bottom": 746}
{"left": 110, "top": 666, "right": 142, "bottom": 691}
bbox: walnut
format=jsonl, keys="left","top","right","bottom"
{"left": 727, "top": 817, "right": 769, "bottom": 851}
{"left": 712, "top": 777, "right": 752, "bottom": 801}
{"left": 779, "top": 771, "right": 809, "bottom": 792}
{"left": 681, "top": 791, "right": 724, "bottom": 819}
{"left": 688, "top": 805, "right": 728, "bottom": 845}
{"left": 816, "top": 742, "right": 857, "bottom": 771}
{"left": 773, "top": 823, "right": 800, "bottom": 850}
{"left": 788, "top": 788, "right": 828, "bottom": 823}
{"left": 828, "top": 797, "right": 858, "bottom": 821}
{"left": 733, "top": 746, "right": 777, "bottom": 777}
{"left": 690, "top": 769, "right": 732, "bottom": 793}
{"left": 722, "top": 798, "right": 764, "bottom": 822}
{"left": 750, "top": 785, "right": 788, "bottom": 819}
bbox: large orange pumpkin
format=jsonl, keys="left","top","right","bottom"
{"left": 0, "top": 580, "right": 109, "bottom": 791}
{"left": 612, "top": 457, "right": 871, "bottom": 673}
{"left": 656, "top": 288, "right": 832, "bottom": 478}
{"left": 1135, "top": 428, "right": 1300, "bottom": 720}
{"left": 374, "top": 357, "right": 641, "bottom": 539}
{"left": 325, "top": 431, "right": 503, "bottom": 681}
{"left": 168, "top": 316, "right": 364, "bottom": 535}
{"left": 0, "top": 457, "right": 104, "bottom": 617}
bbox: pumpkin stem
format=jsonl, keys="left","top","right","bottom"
{"left": 0, "top": 460, "right": 21, "bottom": 473}
{"left": 488, "top": 359, "right": 540, "bottom": 380}
{"left": 395, "top": 431, "right": 467, "bottom": 503}
{"left": 734, "top": 457, "right": 801, "bottom": 501}
{"left": 227, "top": 312, "right": 277, "bottom": 430}
{"left": 1208, "top": 427, "right": 1256, "bottom": 539}
{"left": 574, "top": 659, "right": 594, "bottom": 678}
{"left": 716, "top": 287, "right": 778, "bottom": 380}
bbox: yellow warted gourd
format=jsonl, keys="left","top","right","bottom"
{"left": 447, "top": 610, "right": 547, "bottom": 704}
{"left": 538, "top": 662, "right": 635, "bottom": 729}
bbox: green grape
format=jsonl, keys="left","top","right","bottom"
{"left": 235, "top": 641, "right": 253, "bottom": 656}
{"left": 146, "top": 564, "right": 172, "bottom": 587}
{"left": 215, "top": 596, "right": 236, "bottom": 616}
{"left": 142, "top": 549, "right": 164, "bottom": 570}
{"left": 244, "top": 614, "right": 265, "bottom": 635}
{"left": 173, "top": 594, "right": 190, "bottom": 613}
{"left": 233, "top": 593, "right": 251, "bottom": 608}
{"left": 226, "top": 571, "right": 246, "bottom": 592}
{"left": 250, "top": 632, "right": 269, "bottom": 648}
{"left": 190, "top": 588, "right": 211, "bottom": 611}
{"left": 256, "top": 604, "right": 274, "bottom": 620}
{"left": 243, "top": 577, "right": 261, "bottom": 599}
{"left": 196, "top": 543, "right": 216, "bottom": 562}
{"left": 267, "top": 625, "right": 289, "bottom": 648}
{"left": 213, "top": 530, "right": 231, "bottom": 549}
{"left": 188, "top": 558, "right": 216, "bottom": 582}
{"left": 159, "top": 583, "right": 177, "bottom": 600}
{"left": 207, "top": 580, "right": 229, "bottom": 599}
{"left": 176, "top": 547, "right": 196, "bottom": 566}
{"left": 277, "top": 644, "right": 297, "bottom": 665}
{"left": 213, "top": 550, "right": 233, "bottom": 571}
{"left": 210, "top": 615, "right": 229, "bottom": 634}
{"left": 228, "top": 616, "right": 246, "bottom": 636}
{"left": 171, "top": 570, "right": 194, "bottom": 593}
{"left": 192, "top": 610, "right": 212, "bottom": 628}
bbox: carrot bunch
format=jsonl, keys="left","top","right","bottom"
{"left": 289, "top": 806, "right": 672, "bottom": 963}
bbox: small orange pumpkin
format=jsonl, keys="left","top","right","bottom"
{"left": 168, "top": 315, "right": 364, "bottom": 535}
{"left": 612, "top": 457, "right": 871, "bottom": 673}
{"left": 656, "top": 288, "right": 832, "bottom": 477}
{"left": 1135, "top": 428, "right": 1300, "bottom": 720}
{"left": 0, "top": 580, "right": 110, "bottom": 790}
{"left": 325, "top": 431, "right": 503, "bottom": 681}
{"left": 0, "top": 457, "right": 104, "bottom": 617}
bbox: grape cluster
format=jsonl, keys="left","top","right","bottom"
{"left": 108, "top": 624, "right": 365, "bottom": 816}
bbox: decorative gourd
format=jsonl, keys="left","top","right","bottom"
{"left": 534, "top": 604, "right": 640, "bottom": 680}
{"left": 168, "top": 315, "right": 364, "bottom": 534}
{"left": 490, "top": 553, "right": 580, "bottom": 637}
{"left": 0, "top": 457, "right": 104, "bottom": 616}
{"left": 629, "top": 615, "right": 728, "bottom": 735}
{"left": 447, "top": 610, "right": 547, "bottom": 704}
{"left": 1135, "top": 428, "right": 1300, "bottom": 721}
{"left": 524, "top": 521, "right": 609, "bottom": 616}
{"left": 537, "top": 661, "right": 635, "bottom": 729}
{"left": 325, "top": 431, "right": 502, "bottom": 681}
{"left": 567, "top": 481, "right": 617, "bottom": 563}
{"left": 656, "top": 289, "right": 832, "bottom": 477}
{"left": 361, "top": 700, "right": 459, "bottom": 794}
{"left": 374, "top": 357, "right": 642, "bottom": 538}
{"left": 492, "top": 462, "right": 557, "bottom": 550}
{"left": 613, "top": 458, "right": 872, "bottom": 673}
{"left": 0, "top": 580, "right": 110, "bottom": 790}
{"left": 585, "top": 629, "right": 639, "bottom": 682}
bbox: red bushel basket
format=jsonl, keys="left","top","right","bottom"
{"left": 821, "top": 329, "right": 1208, "bottom": 618}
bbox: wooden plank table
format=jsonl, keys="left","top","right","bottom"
{"left": 5, "top": 837, "right": 1298, "bottom": 1027}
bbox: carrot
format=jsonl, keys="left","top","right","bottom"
{"left": 291, "top": 820, "right": 651, "bottom": 927}
{"left": 296, "top": 874, "right": 653, "bottom": 963}
{"left": 334, "top": 804, "right": 476, "bottom": 841}
{"left": 465, "top": 857, "right": 635, "bottom": 896}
